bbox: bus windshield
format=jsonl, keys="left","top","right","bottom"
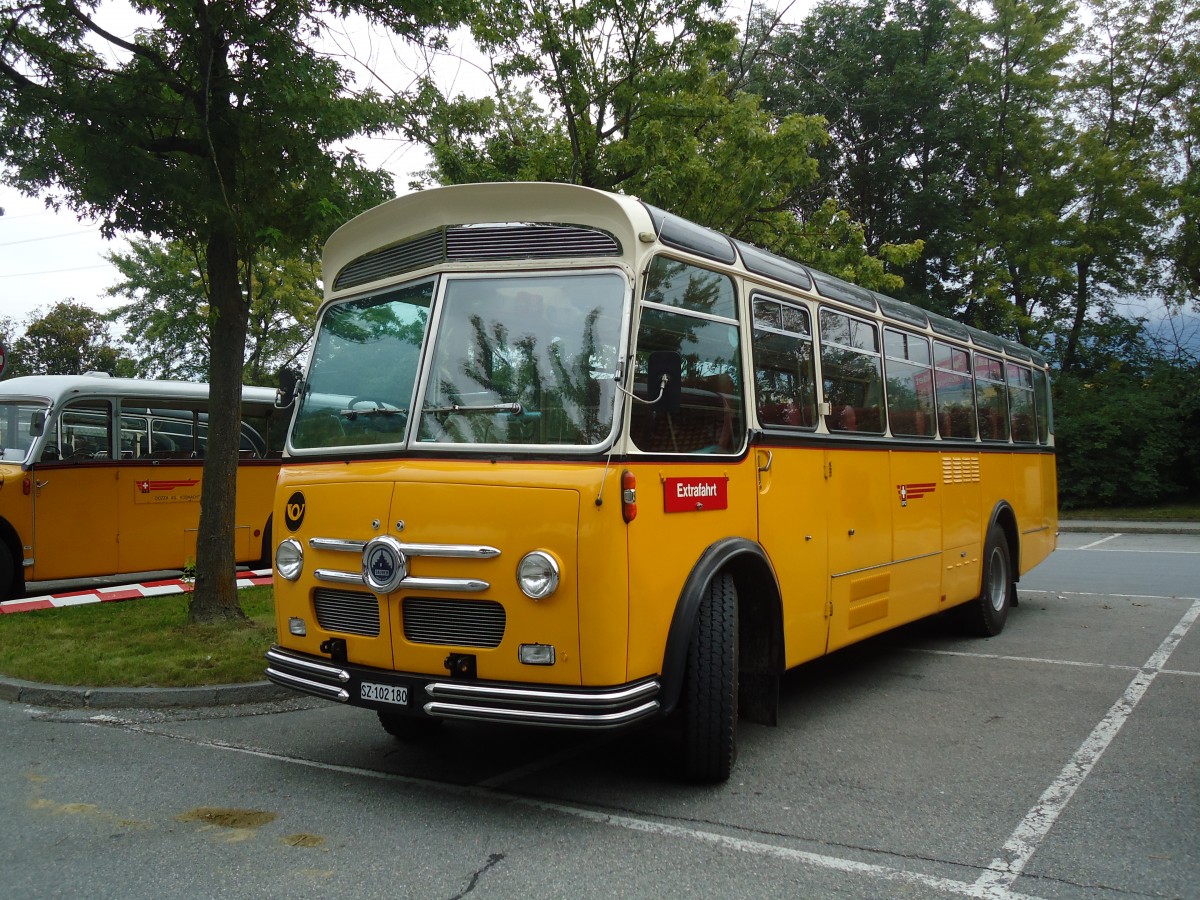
{"left": 417, "top": 272, "right": 625, "bottom": 448}
{"left": 293, "top": 270, "right": 627, "bottom": 451}
{"left": 0, "top": 400, "right": 50, "bottom": 464}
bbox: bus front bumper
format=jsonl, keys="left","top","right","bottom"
{"left": 265, "top": 646, "right": 661, "bottom": 729}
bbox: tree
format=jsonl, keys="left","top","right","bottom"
{"left": 10, "top": 301, "right": 134, "bottom": 376}
{"left": 410, "top": 0, "right": 921, "bottom": 290}
{"left": 0, "top": 0, "right": 461, "bottom": 622}
{"left": 106, "top": 237, "right": 322, "bottom": 385}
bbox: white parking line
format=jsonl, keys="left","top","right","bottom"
{"left": 1077, "top": 534, "right": 1122, "bottom": 550}
{"left": 971, "top": 598, "right": 1200, "bottom": 895}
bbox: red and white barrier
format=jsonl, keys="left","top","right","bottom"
{"left": 0, "top": 569, "right": 273, "bottom": 615}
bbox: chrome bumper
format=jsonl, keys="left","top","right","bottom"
{"left": 265, "top": 646, "right": 661, "bottom": 729}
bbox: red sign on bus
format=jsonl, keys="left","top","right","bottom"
{"left": 663, "top": 476, "right": 729, "bottom": 513}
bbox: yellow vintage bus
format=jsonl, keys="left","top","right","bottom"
{"left": 265, "top": 183, "right": 1057, "bottom": 781}
{"left": 0, "top": 374, "right": 284, "bottom": 600}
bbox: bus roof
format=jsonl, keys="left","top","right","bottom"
{"left": 323, "top": 182, "right": 1047, "bottom": 368}
{"left": 0, "top": 374, "right": 278, "bottom": 408}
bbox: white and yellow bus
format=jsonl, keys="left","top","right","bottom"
{"left": 0, "top": 374, "right": 284, "bottom": 600}
{"left": 265, "top": 183, "right": 1057, "bottom": 781}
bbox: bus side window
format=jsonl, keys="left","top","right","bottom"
{"left": 631, "top": 258, "right": 744, "bottom": 454}
{"left": 819, "top": 308, "right": 884, "bottom": 434}
{"left": 58, "top": 401, "right": 113, "bottom": 461}
{"left": 934, "top": 342, "right": 977, "bottom": 439}
{"left": 975, "top": 353, "right": 1009, "bottom": 442}
{"left": 884, "top": 327, "right": 934, "bottom": 437}
{"left": 752, "top": 297, "right": 817, "bottom": 429}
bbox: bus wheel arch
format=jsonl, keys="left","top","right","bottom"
{"left": 660, "top": 538, "right": 784, "bottom": 725}
{"left": 958, "top": 508, "right": 1017, "bottom": 637}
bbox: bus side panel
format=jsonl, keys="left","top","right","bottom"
{"left": 116, "top": 459, "right": 204, "bottom": 572}
{"left": 888, "top": 447, "right": 947, "bottom": 621}
{"left": 233, "top": 461, "right": 280, "bottom": 564}
{"left": 754, "top": 444, "right": 829, "bottom": 670}
{"left": 826, "top": 447, "right": 894, "bottom": 652}
{"left": 940, "top": 451, "right": 983, "bottom": 606}
{"left": 0, "top": 466, "right": 34, "bottom": 577}
{"left": 625, "top": 462, "right": 758, "bottom": 683}
{"left": 577, "top": 473, "right": 633, "bottom": 687}
{"left": 29, "top": 461, "right": 119, "bottom": 581}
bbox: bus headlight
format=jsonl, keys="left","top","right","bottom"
{"left": 517, "top": 551, "right": 560, "bottom": 600}
{"left": 275, "top": 538, "right": 304, "bottom": 581}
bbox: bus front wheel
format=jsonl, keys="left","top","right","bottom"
{"left": 680, "top": 571, "right": 739, "bottom": 782}
{"left": 958, "top": 523, "right": 1014, "bottom": 637}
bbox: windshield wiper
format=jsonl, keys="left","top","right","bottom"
{"left": 339, "top": 407, "right": 407, "bottom": 421}
{"left": 424, "top": 402, "right": 524, "bottom": 416}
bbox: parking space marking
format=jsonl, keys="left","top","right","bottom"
{"left": 71, "top": 715, "right": 1046, "bottom": 900}
{"left": 1077, "top": 534, "right": 1121, "bottom": 550}
{"left": 972, "top": 598, "right": 1200, "bottom": 896}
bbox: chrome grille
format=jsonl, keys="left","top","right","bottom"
{"left": 313, "top": 589, "right": 381, "bottom": 637}
{"left": 403, "top": 597, "right": 506, "bottom": 648}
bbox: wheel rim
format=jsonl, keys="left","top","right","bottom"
{"left": 986, "top": 546, "right": 1008, "bottom": 612}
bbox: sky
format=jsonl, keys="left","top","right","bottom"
{"left": 3, "top": 0, "right": 1194, "bottom": 356}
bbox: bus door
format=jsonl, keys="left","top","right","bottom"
{"left": 823, "top": 445, "right": 894, "bottom": 651}
{"left": 753, "top": 443, "right": 830, "bottom": 667}
{"left": 817, "top": 306, "right": 895, "bottom": 652}
{"left": 115, "top": 409, "right": 204, "bottom": 572}
{"left": 30, "top": 399, "right": 119, "bottom": 580}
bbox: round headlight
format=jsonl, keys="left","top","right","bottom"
{"left": 275, "top": 538, "right": 304, "bottom": 581}
{"left": 517, "top": 551, "right": 560, "bottom": 600}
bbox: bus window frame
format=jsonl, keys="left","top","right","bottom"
{"left": 817, "top": 305, "right": 885, "bottom": 435}
{"left": 750, "top": 292, "right": 818, "bottom": 432}
{"left": 882, "top": 326, "right": 935, "bottom": 439}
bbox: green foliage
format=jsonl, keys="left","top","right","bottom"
{"left": 105, "top": 237, "right": 322, "bottom": 385}
{"left": 1054, "top": 363, "right": 1200, "bottom": 508}
{"left": 7, "top": 301, "right": 134, "bottom": 376}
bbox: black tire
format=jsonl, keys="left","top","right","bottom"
{"left": 958, "top": 523, "right": 1014, "bottom": 637}
{"left": 680, "top": 571, "right": 739, "bottom": 782}
{"left": 377, "top": 710, "right": 443, "bottom": 740}
{"left": 0, "top": 542, "right": 15, "bottom": 602}
{"left": 255, "top": 517, "right": 273, "bottom": 570}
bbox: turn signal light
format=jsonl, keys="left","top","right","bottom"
{"left": 621, "top": 469, "right": 637, "bottom": 523}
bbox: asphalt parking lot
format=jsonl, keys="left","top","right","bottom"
{"left": 2, "top": 530, "right": 1197, "bottom": 899}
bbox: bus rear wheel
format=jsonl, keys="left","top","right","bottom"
{"left": 958, "top": 523, "right": 1013, "bottom": 637}
{"left": 681, "top": 571, "right": 739, "bottom": 782}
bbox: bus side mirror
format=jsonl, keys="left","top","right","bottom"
{"left": 647, "top": 351, "right": 682, "bottom": 414}
{"left": 29, "top": 411, "right": 46, "bottom": 437}
{"left": 276, "top": 367, "right": 301, "bottom": 409}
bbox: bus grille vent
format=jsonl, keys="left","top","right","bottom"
{"left": 332, "top": 225, "right": 619, "bottom": 291}
{"left": 403, "top": 597, "right": 506, "bottom": 648}
{"left": 942, "top": 456, "right": 981, "bottom": 483}
{"left": 313, "top": 589, "right": 381, "bottom": 637}
{"left": 333, "top": 231, "right": 445, "bottom": 290}
{"left": 445, "top": 224, "right": 619, "bottom": 260}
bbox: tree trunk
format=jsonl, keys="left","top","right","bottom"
{"left": 189, "top": 227, "right": 250, "bottom": 624}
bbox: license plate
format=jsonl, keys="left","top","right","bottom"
{"left": 361, "top": 681, "right": 408, "bottom": 705}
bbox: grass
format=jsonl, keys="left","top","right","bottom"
{"left": 0, "top": 586, "right": 276, "bottom": 688}
{"left": 1058, "top": 500, "right": 1200, "bottom": 521}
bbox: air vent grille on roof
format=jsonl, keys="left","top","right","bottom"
{"left": 333, "top": 224, "right": 620, "bottom": 291}
{"left": 334, "top": 231, "right": 444, "bottom": 290}
{"left": 445, "top": 224, "right": 619, "bottom": 260}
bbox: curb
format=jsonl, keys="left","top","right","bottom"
{"left": 0, "top": 675, "right": 293, "bottom": 710}
{"left": 1, "top": 569, "right": 273, "bottom": 615}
